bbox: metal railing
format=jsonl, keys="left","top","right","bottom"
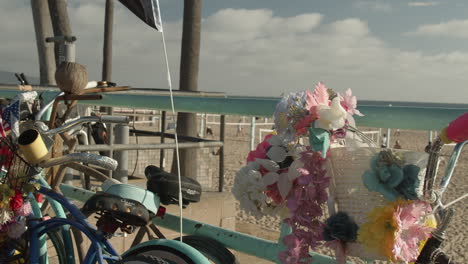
{"left": 1, "top": 85, "right": 467, "bottom": 192}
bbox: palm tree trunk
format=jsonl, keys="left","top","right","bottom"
{"left": 171, "top": 0, "right": 202, "bottom": 179}
{"left": 31, "top": 0, "right": 56, "bottom": 85}
{"left": 48, "top": 0, "right": 73, "bottom": 67}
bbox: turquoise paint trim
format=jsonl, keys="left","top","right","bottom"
{"left": 154, "top": 213, "right": 278, "bottom": 263}
{"left": 59, "top": 183, "right": 96, "bottom": 201}
{"left": 1, "top": 89, "right": 466, "bottom": 130}
{"left": 29, "top": 193, "right": 49, "bottom": 264}
{"left": 154, "top": 214, "right": 341, "bottom": 263}
{"left": 39, "top": 177, "right": 76, "bottom": 264}
{"left": 122, "top": 238, "right": 211, "bottom": 264}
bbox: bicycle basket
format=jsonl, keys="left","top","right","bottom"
{"left": 0, "top": 138, "right": 36, "bottom": 191}
{"left": 326, "top": 146, "right": 430, "bottom": 261}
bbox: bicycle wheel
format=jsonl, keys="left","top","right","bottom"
{"left": 130, "top": 245, "right": 196, "bottom": 264}
{"left": 0, "top": 229, "right": 67, "bottom": 264}
{"left": 173, "top": 236, "right": 238, "bottom": 264}
{"left": 121, "top": 254, "right": 170, "bottom": 264}
{"left": 47, "top": 228, "right": 68, "bottom": 264}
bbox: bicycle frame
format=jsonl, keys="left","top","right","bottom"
{"left": 25, "top": 174, "right": 120, "bottom": 264}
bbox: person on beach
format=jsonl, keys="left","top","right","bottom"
{"left": 381, "top": 133, "right": 387, "bottom": 148}
{"left": 237, "top": 119, "right": 243, "bottom": 136}
{"left": 394, "top": 140, "right": 402, "bottom": 149}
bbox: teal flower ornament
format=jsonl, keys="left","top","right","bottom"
{"left": 363, "top": 150, "right": 421, "bottom": 201}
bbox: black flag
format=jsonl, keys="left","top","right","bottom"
{"left": 118, "top": 0, "right": 163, "bottom": 31}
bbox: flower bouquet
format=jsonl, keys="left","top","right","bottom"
{"left": 0, "top": 138, "right": 37, "bottom": 244}
{"left": 232, "top": 82, "right": 435, "bottom": 264}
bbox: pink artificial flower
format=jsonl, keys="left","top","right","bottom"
{"left": 306, "top": 83, "right": 329, "bottom": 114}
{"left": 313, "top": 82, "right": 330, "bottom": 106}
{"left": 339, "top": 88, "right": 364, "bottom": 116}
{"left": 393, "top": 201, "right": 434, "bottom": 262}
{"left": 246, "top": 134, "right": 272, "bottom": 162}
{"left": 278, "top": 233, "right": 310, "bottom": 264}
{"left": 15, "top": 201, "right": 32, "bottom": 217}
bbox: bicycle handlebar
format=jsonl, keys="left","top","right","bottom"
{"left": 99, "top": 115, "right": 130, "bottom": 124}
{"left": 35, "top": 115, "right": 129, "bottom": 135}
{"left": 40, "top": 152, "right": 117, "bottom": 171}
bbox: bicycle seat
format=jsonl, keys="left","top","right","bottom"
{"left": 82, "top": 192, "right": 150, "bottom": 226}
{"left": 145, "top": 165, "right": 202, "bottom": 207}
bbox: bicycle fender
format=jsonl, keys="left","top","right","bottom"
{"left": 122, "top": 238, "right": 211, "bottom": 264}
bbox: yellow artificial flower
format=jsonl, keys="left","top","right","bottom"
{"left": 357, "top": 199, "right": 412, "bottom": 260}
{"left": 358, "top": 199, "right": 435, "bottom": 262}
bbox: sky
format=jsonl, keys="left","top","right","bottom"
{"left": 1, "top": 0, "right": 468, "bottom": 103}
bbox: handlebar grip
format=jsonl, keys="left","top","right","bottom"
{"left": 99, "top": 115, "right": 130, "bottom": 124}
{"left": 440, "top": 112, "right": 468, "bottom": 143}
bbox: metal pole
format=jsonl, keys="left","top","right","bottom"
{"left": 250, "top": 117, "right": 256, "bottom": 151}
{"left": 378, "top": 128, "right": 382, "bottom": 145}
{"left": 73, "top": 141, "right": 224, "bottom": 152}
{"left": 61, "top": 41, "right": 75, "bottom": 63}
{"left": 199, "top": 113, "right": 205, "bottom": 137}
{"left": 106, "top": 108, "right": 114, "bottom": 177}
{"left": 386, "top": 128, "right": 391, "bottom": 148}
{"left": 159, "top": 111, "right": 167, "bottom": 169}
{"left": 114, "top": 124, "right": 129, "bottom": 183}
{"left": 218, "top": 115, "right": 225, "bottom": 192}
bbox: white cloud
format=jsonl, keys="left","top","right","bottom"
{"left": 1, "top": 2, "right": 468, "bottom": 103}
{"left": 408, "top": 2, "right": 440, "bottom": 7}
{"left": 353, "top": 1, "right": 392, "bottom": 12}
{"left": 408, "top": 19, "right": 468, "bottom": 38}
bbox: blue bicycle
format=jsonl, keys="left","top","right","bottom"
{"left": 0, "top": 115, "right": 213, "bottom": 264}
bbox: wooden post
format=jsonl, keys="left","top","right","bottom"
{"left": 48, "top": 0, "right": 73, "bottom": 67}
{"left": 31, "top": 0, "right": 56, "bottom": 85}
{"left": 172, "top": 0, "right": 202, "bottom": 179}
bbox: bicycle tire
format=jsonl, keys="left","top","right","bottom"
{"left": 130, "top": 245, "right": 196, "bottom": 264}
{"left": 121, "top": 254, "right": 170, "bottom": 264}
{"left": 0, "top": 229, "right": 67, "bottom": 264}
{"left": 47, "top": 228, "right": 68, "bottom": 264}
{"left": 173, "top": 236, "right": 238, "bottom": 264}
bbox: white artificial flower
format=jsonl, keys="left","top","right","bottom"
{"left": 0, "top": 209, "right": 12, "bottom": 225}
{"left": 315, "top": 97, "right": 347, "bottom": 130}
{"left": 261, "top": 159, "right": 304, "bottom": 199}
{"left": 232, "top": 165, "right": 285, "bottom": 218}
